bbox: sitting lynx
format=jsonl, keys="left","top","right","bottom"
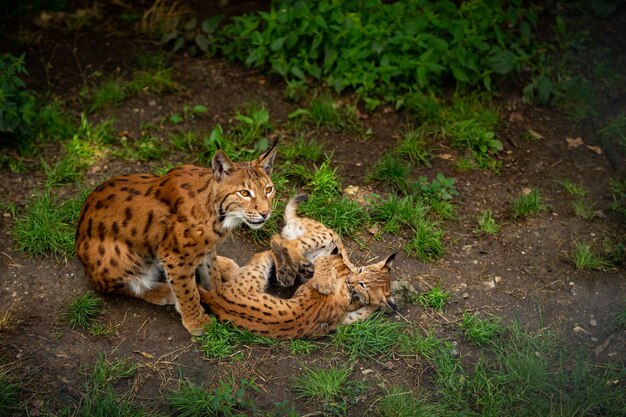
{"left": 75, "top": 146, "right": 277, "bottom": 335}
{"left": 200, "top": 195, "right": 397, "bottom": 339}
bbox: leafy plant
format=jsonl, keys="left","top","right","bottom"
{"left": 161, "top": 15, "right": 224, "bottom": 56}
{"left": 169, "top": 104, "right": 208, "bottom": 125}
{"left": 168, "top": 378, "right": 258, "bottom": 417}
{"left": 0, "top": 53, "right": 37, "bottom": 141}
{"left": 369, "top": 154, "right": 410, "bottom": 193}
{"left": 289, "top": 339, "right": 315, "bottom": 356}
{"left": 218, "top": 1, "right": 538, "bottom": 99}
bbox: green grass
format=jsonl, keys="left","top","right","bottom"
{"left": 293, "top": 365, "right": 353, "bottom": 405}
{"left": 195, "top": 318, "right": 277, "bottom": 359}
{"left": 289, "top": 339, "right": 316, "bottom": 356}
{"left": 332, "top": 313, "right": 404, "bottom": 358}
{"left": 597, "top": 113, "right": 626, "bottom": 149}
{"left": 169, "top": 130, "right": 200, "bottom": 153}
{"left": 513, "top": 189, "right": 546, "bottom": 218}
{"left": 299, "top": 193, "right": 368, "bottom": 237}
{"left": 414, "top": 285, "right": 449, "bottom": 311}
{"left": 460, "top": 312, "right": 504, "bottom": 346}
{"left": 369, "top": 154, "right": 410, "bottom": 193}
{"left": 376, "top": 387, "right": 447, "bottom": 417}
{"left": 281, "top": 133, "right": 325, "bottom": 162}
{"left": 608, "top": 178, "right": 626, "bottom": 218}
{"left": 127, "top": 67, "right": 179, "bottom": 95}
{"left": 572, "top": 242, "right": 613, "bottom": 271}
{"left": 76, "top": 354, "right": 150, "bottom": 417}
{"left": 395, "top": 125, "right": 432, "bottom": 167}
{"left": 66, "top": 292, "right": 104, "bottom": 330}
{"left": 572, "top": 198, "right": 595, "bottom": 220}
{"left": 168, "top": 378, "right": 258, "bottom": 417}
{"left": 0, "top": 377, "right": 19, "bottom": 416}
{"left": 90, "top": 77, "right": 128, "bottom": 112}
{"left": 476, "top": 210, "right": 501, "bottom": 235}
{"left": 404, "top": 219, "right": 445, "bottom": 262}
{"left": 13, "top": 190, "right": 87, "bottom": 258}
{"left": 307, "top": 95, "right": 348, "bottom": 131}
{"left": 561, "top": 179, "right": 588, "bottom": 197}
{"left": 116, "top": 135, "right": 165, "bottom": 161}
{"left": 134, "top": 50, "right": 171, "bottom": 70}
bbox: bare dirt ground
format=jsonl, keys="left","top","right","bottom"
{"left": 0, "top": 2, "right": 625, "bottom": 416}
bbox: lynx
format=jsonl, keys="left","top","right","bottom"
{"left": 201, "top": 195, "right": 397, "bottom": 339}
{"left": 75, "top": 146, "right": 277, "bottom": 335}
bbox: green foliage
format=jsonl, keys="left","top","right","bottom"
{"left": 281, "top": 133, "right": 325, "bottom": 162}
{"left": 572, "top": 242, "right": 613, "bottom": 271}
{"left": 394, "top": 126, "right": 432, "bottom": 167}
{"left": 460, "top": 313, "right": 504, "bottom": 346}
{"left": 168, "top": 378, "right": 258, "bottom": 417}
{"left": 293, "top": 365, "right": 359, "bottom": 414}
{"left": 513, "top": 189, "right": 545, "bottom": 218}
{"left": 289, "top": 339, "right": 315, "bottom": 356}
{"left": 90, "top": 77, "right": 128, "bottom": 112}
{"left": 0, "top": 53, "right": 37, "bottom": 140}
{"left": 414, "top": 285, "right": 449, "bottom": 311}
{"left": 598, "top": 113, "right": 626, "bottom": 150}
{"left": 608, "top": 178, "right": 626, "bottom": 218}
{"left": 376, "top": 387, "right": 447, "bottom": 417}
{"left": 561, "top": 179, "right": 588, "bottom": 197}
{"left": 299, "top": 192, "right": 368, "bottom": 237}
{"left": 161, "top": 15, "right": 224, "bottom": 56}
{"left": 195, "top": 318, "right": 277, "bottom": 359}
{"left": 13, "top": 190, "right": 87, "bottom": 258}
{"left": 404, "top": 220, "right": 445, "bottom": 262}
{"left": 0, "top": 377, "right": 19, "bottom": 416}
{"left": 169, "top": 104, "right": 208, "bottom": 125}
{"left": 369, "top": 154, "right": 410, "bottom": 193}
{"left": 332, "top": 313, "right": 404, "bottom": 358}
{"left": 116, "top": 135, "right": 165, "bottom": 161}
{"left": 127, "top": 67, "right": 179, "bottom": 95}
{"left": 66, "top": 292, "right": 104, "bottom": 330}
{"left": 476, "top": 210, "right": 500, "bottom": 235}
{"left": 218, "top": 0, "right": 538, "bottom": 99}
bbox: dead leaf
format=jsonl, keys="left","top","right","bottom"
{"left": 438, "top": 153, "right": 453, "bottom": 160}
{"left": 566, "top": 137, "right": 584, "bottom": 148}
{"left": 134, "top": 351, "right": 154, "bottom": 359}
{"left": 522, "top": 187, "right": 532, "bottom": 195}
{"left": 508, "top": 112, "right": 523, "bottom": 122}
{"left": 587, "top": 145, "right": 603, "bottom": 155}
{"left": 527, "top": 129, "right": 544, "bottom": 140}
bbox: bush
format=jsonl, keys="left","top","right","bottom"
{"left": 0, "top": 53, "right": 37, "bottom": 141}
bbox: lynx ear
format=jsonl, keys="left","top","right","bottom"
{"left": 212, "top": 150, "right": 235, "bottom": 181}
{"left": 256, "top": 141, "right": 278, "bottom": 176}
{"left": 381, "top": 252, "right": 397, "bottom": 270}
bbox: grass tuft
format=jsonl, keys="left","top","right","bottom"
{"left": 376, "top": 386, "right": 447, "bottom": 417}
{"left": 395, "top": 125, "right": 432, "bottom": 167}
{"left": 293, "top": 365, "right": 352, "bottom": 403}
{"left": 460, "top": 312, "right": 504, "bottom": 346}
{"left": 414, "top": 285, "right": 449, "bottom": 311}
{"left": 289, "top": 339, "right": 316, "bottom": 356}
{"left": 572, "top": 242, "right": 613, "bottom": 271}
{"left": 195, "top": 318, "right": 276, "bottom": 359}
{"left": 369, "top": 154, "right": 410, "bottom": 193}
{"left": 13, "top": 191, "right": 88, "bottom": 258}
{"left": 332, "top": 313, "right": 404, "bottom": 358}
{"left": 513, "top": 189, "right": 545, "bottom": 218}
{"left": 475, "top": 210, "right": 501, "bottom": 235}
{"left": 66, "top": 292, "right": 104, "bottom": 330}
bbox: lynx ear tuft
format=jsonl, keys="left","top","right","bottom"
{"left": 212, "top": 150, "right": 235, "bottom": 181}
{"left": 257, "top": 141, "right": 278, "bottom": 176}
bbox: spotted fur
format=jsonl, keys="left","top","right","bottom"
{"left": 200, "top": 195, "right": 397, "bottom": 339}
{"left": 75, "top": 146, "right": 277, "bottom": 335}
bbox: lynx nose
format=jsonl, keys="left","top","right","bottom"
{"left": 259, "top": 211, "right": 271, "bottom": 220}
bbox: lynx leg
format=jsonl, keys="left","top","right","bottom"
{"left": 342, "top": 305, "right": 379, "bottom": 325}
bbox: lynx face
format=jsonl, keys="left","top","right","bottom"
{"left": 212, "top": 151, "right": 276, "bottom": 231}
{"left": 348, "top": 253, "right": 397, "bottom": 311}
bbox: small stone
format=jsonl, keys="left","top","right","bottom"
{"left": 494, "top": 276, "right": 503, "bottom": 283}
{"left": 482, "top": 280, "right": 495, "bottom": 289}
{"left": 462, "top": 293, "right": 469, "bottom": 299}
{"left": 589, "top": 319, "right": 597, "bottom": 327}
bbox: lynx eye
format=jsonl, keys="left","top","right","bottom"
{"left": 357, "top": 267, "right": 364, "bottom": 273}
{"left": 265, "top": 186, "right": 274, "bottom": 194}
{"left": 237, "top": 190, "right": 251, "bottom": 198}
{"left": 358, "top": 281, "right": 367, "bottom": 289}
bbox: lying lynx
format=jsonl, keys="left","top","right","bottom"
{"left": 200, "top": 195, "right": 397, "bottom": 339}
{"left": 75, "top": 146, "right": 277, "bottom": 335}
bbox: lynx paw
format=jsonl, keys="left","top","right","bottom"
{"left": 312, "top": 266, "right": 338, "bottom": 295}
{"left": 183, "top": 313, "right": 211, "bottom": 336}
